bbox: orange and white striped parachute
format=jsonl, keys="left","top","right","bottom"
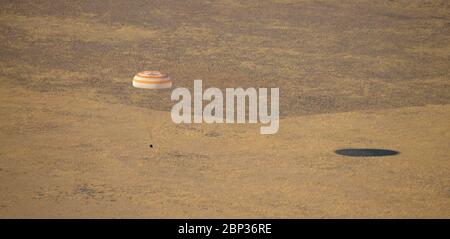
{"left": 132, "top": 71, "right": 172, "bottom": 89}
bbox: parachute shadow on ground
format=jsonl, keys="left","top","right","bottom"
{"left": 335, "top": 148, "right": 399, "bottom": 157}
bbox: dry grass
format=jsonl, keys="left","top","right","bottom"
{"left": 0, "top": 0, "right": 449, "bottom": 218}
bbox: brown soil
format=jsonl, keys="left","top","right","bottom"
{"left": 0, "top": 0, "right": 449, "bottom": 218}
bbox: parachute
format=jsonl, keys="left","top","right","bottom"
{"left": 132, "top": 71, "right": 172, "bottom": 89}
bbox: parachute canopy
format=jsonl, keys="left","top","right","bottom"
{"left": 132, "top": 71, "right": 172, "bottom": 89}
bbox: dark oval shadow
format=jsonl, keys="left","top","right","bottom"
{"left": 335, "top": 148, "right": 399, "bottom": 157}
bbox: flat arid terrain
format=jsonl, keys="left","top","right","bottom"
{"left": 0, "top": 0, "right": 449, "bottom": 218}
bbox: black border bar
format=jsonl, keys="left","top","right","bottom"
{"left": 0, "top": 219, "right": 447, "bottom": 238}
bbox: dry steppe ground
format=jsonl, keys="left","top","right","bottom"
{"left": 0, "top": 0, "right": 449, "bottom": 218}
